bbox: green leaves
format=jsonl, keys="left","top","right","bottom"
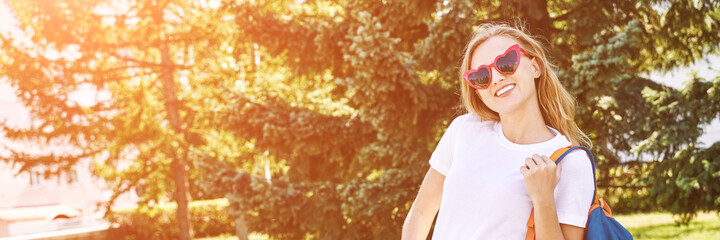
{"left": 646, "top": 142, "right": 720, "bottom": 224}
{"left": 4, "top": 0, "right": 720, "bottom": 237}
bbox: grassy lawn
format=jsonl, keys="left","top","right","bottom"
{"left": 200, "top": 212, "right": 720, "bottom": 240}
{"left": 615, "top": 212, "right": 720, "bottom": 240}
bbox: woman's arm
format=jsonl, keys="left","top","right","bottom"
{"left": 402, "top": 167, "right": 445, "bottom": 240}
{"left": 533, "top": 197, "right": 585, "bottom": 240}
{"left": 521, "top": 154, "right": 584, "bottom": 240}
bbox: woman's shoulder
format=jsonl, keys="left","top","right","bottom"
{"left": 559, "top": 148, "right": 595, "bottom": 172}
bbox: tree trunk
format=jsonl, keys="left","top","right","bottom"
{"left": 234, "top": 215, "right": 250, "bottom": 240}
{"left": 157, "top": 15, "right": 193, "bottom": 240}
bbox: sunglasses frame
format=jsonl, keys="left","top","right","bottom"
{"left": 463, "top": 44, "right": 531, "bottom": 90}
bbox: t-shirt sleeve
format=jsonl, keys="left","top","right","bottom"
{"left": 554, "top": 150, "right": 596, "bottom": 228}
{"left": 428, "top": 115, "right": 466, "bottom": 176}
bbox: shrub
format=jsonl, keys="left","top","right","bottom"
{"left": 107, "top": 198, "right": 235, "bottom": 240}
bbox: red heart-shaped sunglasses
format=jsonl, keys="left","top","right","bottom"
{"left": 463, "top": 44, "right": 531, "bottom": 90}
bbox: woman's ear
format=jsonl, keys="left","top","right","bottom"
{"left": 531, "top": 58, "right": 541, "bottom": 78}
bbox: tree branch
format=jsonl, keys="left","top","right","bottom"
{"left": 109, "top": 53, "right": 191, "bottom": 69}
{"left": 551, "top": 0, "right": 593, "bottom": 21}
{"left": 475, "top": 17, "right": 513, "bottom": 25}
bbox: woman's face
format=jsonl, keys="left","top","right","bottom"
{"left": 470, "top": 36, "right": 541, "bottom": 115}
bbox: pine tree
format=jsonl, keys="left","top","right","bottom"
{"left": 0, "top": 0, "right": 239, "bottom": 238}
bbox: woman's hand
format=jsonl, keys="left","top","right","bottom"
{"left": 519, "top": 154, "right": 562, "bottom": 204}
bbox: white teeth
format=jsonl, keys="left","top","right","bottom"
{"left": 495, "top": 84, "right": 515, "bottom": 96}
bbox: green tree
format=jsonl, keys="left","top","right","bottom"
{"left": 0, "top": 0, "right": 238, "bottom": 239}
{"left": 200, "top": 0, "right": 720, "bottom": 238}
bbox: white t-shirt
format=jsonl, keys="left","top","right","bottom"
{"left": 429, "top": 113, "right": 595, "bottom": 240}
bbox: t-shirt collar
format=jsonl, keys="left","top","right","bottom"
{"left": 494, "top": 121, "right": 569, "bottom": 151}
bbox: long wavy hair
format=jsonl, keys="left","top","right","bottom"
{"left": 458, "top": 22, "right": 592, "bottom": 147}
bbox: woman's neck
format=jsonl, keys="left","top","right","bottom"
{"left": 498, "top": 98, "right": 555, "bottom": 145}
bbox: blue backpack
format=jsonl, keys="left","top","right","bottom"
{"left": 525, "top": 146, "right": 633, "bottom": 240}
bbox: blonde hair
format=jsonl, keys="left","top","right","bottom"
{"left": 458, "top": 22, "right": 592, "bottom": 148}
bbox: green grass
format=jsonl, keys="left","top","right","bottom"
{"left": 615, "top": 212, "right": 720, "bottom": 240}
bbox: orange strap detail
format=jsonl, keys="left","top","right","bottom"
{"left": 525, "top": 209, "right": 535, "bottom": 240}
{"left": 549, "top": 146, "right": 572, "bottom": 162}
{"left": 599, "top": 198, "right": 612, "bottom": 217}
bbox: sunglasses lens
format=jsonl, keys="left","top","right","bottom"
{"left": 496, "top": 50, "right": 519, "bottom": 74}
{"left": 468, "top": 67, "right": 491, "bottom": 89}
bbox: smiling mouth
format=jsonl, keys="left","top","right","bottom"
{"left": 495, "top": 84, "right": 516, "bottom": 97}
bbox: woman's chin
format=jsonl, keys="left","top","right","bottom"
{"left": 488, "top": 101, "right": 524, "bottom": 116}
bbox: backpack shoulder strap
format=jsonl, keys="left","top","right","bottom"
{"left": 550, "top": 145, "right": 573, "bottom": 162}
{"left": 552, "top": 145, "right": 599, "bottom": 205}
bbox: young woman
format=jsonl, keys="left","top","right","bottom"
{"left": 402, "top": 23, "right": 595, "bottom": 240}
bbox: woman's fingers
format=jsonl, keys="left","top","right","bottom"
{"left": 532, "top": 154, "right": 547, "bottom": 169}
{"left": 523, "top": 154, "right": 559, "bottom": 180}
{"left": 519, "top": 165, "right": 529, "bottom": 176}
{"left": 524, "top": 157, "right": 537, "bottom": 170}
{"left": 541, "top": 155, "right": 553, "bottom": 165}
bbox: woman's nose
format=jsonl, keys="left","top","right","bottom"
{"left": 491, "top": 67, "right": 505, "bottom": 84}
